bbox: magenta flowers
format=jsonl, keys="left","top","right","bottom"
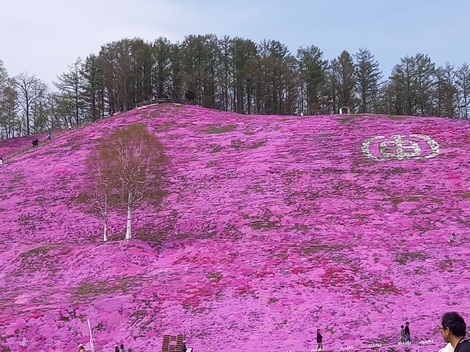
{"left": 0, "top": 105, "right": 468, "bottom": 351}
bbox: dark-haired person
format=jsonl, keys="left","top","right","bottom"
{"left": 316, "top": 329, "right": 323, "bottom": 351}
{"left": 440, "top": 312, "right": 470, "bottom": 352}
{"left": 404, "top": 321, "right": 411, "bottom": 342}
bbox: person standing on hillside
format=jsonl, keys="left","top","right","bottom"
{"left": 316, "top": 329, "right": 323, "bottom": 351}
{"left": 440, "top": 312, "right": 470, "bottom": 352}
{"left": 0, "top": 155, "right": 3, "bottom": 165}
{"left": 400, "top": 325, "right": 406, "bottom": 343}
{"left": 404, "top": 321, "right": 411, "bottom": 342}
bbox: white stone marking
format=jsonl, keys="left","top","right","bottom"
{"left": 361, "top": 134, "right": 440, "bottom": 161}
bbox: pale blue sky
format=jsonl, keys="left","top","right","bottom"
{"left": 1, "top": 0, "right": 469, "bottom": 85}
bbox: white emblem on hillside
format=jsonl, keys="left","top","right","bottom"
{"left": 362, "top": 134, "right": 440, "bottom": 161}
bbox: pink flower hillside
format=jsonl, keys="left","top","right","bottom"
{"left": 0, "top": 103, "right": 469, "bottom": 351}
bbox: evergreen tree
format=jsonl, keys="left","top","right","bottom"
{"left": 328, "top": 50, "right": 357, "bottom": 113}
{"left": 354, "top": 48, "right": 383, "bottom": 113}
{"left": 297, "top": 45, "right": 328, "bottom": 115}
{"left": 54, "top": 58, "right": 85, "bottom": 127}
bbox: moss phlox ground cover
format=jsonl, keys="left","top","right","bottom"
{"left": 0, "top": 104, "right": 469, "bottom": 351}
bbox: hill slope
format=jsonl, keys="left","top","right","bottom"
{"left": 1, "top": 104, "right": 470, "bottom": 351}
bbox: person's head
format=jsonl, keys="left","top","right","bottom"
{"left": 401, "top": 325, "right": 404, "bottom": 329}
{"left": 406, "top": 322, "right": 410, "bottom": 326}
{"left": 441, "top": 312, "right": 467, "bottom": 341}
{"left": 120, "top": 344, "right": 124, "bottom": 349}
{"left": 317, "top": 329, "right": 321, "bottom": 333}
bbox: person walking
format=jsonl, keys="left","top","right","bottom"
{"left": 440, "top": 312, "right": 470, "bottom": 352}
{"left": 316, "top": 329, "right": 323, "bottom": 351}
{"left": 404, "top": 321, "right": 411, "bottom": 342}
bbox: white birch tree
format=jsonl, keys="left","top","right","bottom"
{"left": 96, "top": 124, "right": 166, "bottom": 240}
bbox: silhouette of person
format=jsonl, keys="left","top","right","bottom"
{"left": 317, "top": 329, "right": 323, "bottom": 350}
{"left": 404, "top": 321, "right": 411, "bottom": 342}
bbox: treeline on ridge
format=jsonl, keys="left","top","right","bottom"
{"left": 0, "top": 34, "right": 469, "bottom": 138}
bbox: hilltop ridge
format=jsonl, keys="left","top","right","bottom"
{"left": 1, "top": 104, "right": 470, "bottom": 351}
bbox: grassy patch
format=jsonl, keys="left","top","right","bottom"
{"left": 395, "top": 251, "right": 428, "bottom": 265}
{"left": 16, "top": 245, "right": 71, "bottom": 277}
{"left": 206, "top": 272, "right": 223, "bottom": 282}
{"left": 205, "top": 125, "right": 236, "bottom": 134}
{"left": 20, "top": 245, "right": 55, "bottom": 259}
{"left": 206, "top": 160, "right": 217, "bottom": 168}
{"left": 249, "top": 139, "right": 267, "bottom": 149}
{"left": 210, "top": 145, "right": 223, "bottom": 153}
{"left": 302, "top": 244, "right": 345, "bottom": 255}
{"left": 390, "top": 167, "right": 405, "bottom": 174}
{"left": 74, "top": 276, "right": 140, "bottom": 299}
{"left": 243, "top": 130, "right": 257, "bottom": 135}
{"left": 230, "top": 139, "right": 243, "bottom": 149}
{"left": 249, "top": 220, "right": 277, "bottom": 230}
{"left": 72, "top": 193, "right": 90, "bottom": 204}
{"left": 339, "top": 116, "right": 355, "bottom": 124}
{"left": 385, "top": 115, "right": 410, "bottom": 121}
{"left": 131, "top": 310, "right": 146, "bottom": 318}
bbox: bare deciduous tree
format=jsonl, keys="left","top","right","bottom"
{"left": 83, "top": 150, "right": 116, "bottom": 242}
{"left": 88, "top": 124, "right": 167, "bottom": 241}
{"left": 13, "top": 72, "right": 47, "bottom": 135}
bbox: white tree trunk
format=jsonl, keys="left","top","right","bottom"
{"left": 103, "top": 193, "right": 108, "bottom": 242}
{"left": 125, "top": 193, "right": 132, "bottom": 240}
{"left": 103, "top": 220, "right": 108, "bottom": 242}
